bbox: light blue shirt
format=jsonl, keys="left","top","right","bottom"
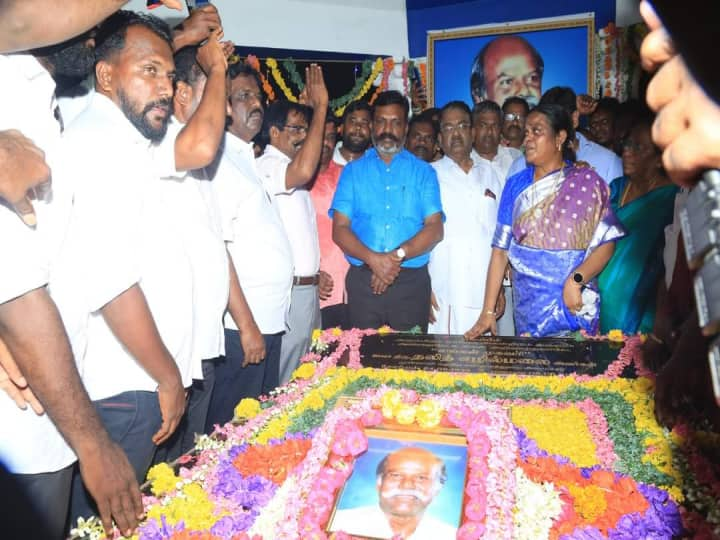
{"left": 505, "top": 132, "right": 623, "bottom": 184}
{"left": 330, "top": 148, "right": 444, "bottom": 268}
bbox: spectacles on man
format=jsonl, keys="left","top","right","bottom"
{"left": 439, "top": 122, "right": 471, "bottom": 135}
{"left": 504, "top": 113, "right": 525, "bottom": 123}
{"left": 282, "top": 124, "right": 308, "bottom": 135}
{"left": 232, "top": 91, "right": 263, "bottom": 103}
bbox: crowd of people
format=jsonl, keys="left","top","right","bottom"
{"left": 0, "top": 0, "right": 717, "bottom": 537}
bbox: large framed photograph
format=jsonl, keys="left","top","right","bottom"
{"left": 428, "top": 13, "right": 595, "bottom": 109}
{"left": 327, "top": 425, "right": 468, "bottom": 540}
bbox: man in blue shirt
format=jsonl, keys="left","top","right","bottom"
{"left": 330, "top": 91, "right": 444, "bottom": 332}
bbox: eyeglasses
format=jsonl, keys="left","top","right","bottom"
{"left": 504, "top": 113, "right": 525, "bottom": 123}
{"left": 232, "top": 91, "right": 263, "bottom": 103}
{"left": 282, "top": 124, "right": 308, "bottom": 135}
{"left": 439, "top": 122, "right": 471, "bottom": 135}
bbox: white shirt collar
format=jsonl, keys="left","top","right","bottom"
{"left": 261, "top": 143, "right": 291, "bottom": 163}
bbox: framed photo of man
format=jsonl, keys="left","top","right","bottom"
{"left": 428, "top": 13, "right": 595, "bottom": 109}
{"left": 327, "top": 427, "right": 468, "bottom": 540}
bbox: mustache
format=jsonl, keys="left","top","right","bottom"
{"left": 247, "top": 108, "right": 263, "bottom": 118}
{"left": 383, "top": 488, "right": 431, "bottom": 502}
{"left": 377, "top": 132, "right": 400, "bottom": 144}
{"left": 143, "top": 98, "right": 172, "bottom": 115}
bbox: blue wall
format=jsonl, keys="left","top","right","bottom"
{"left": 407, "top": 0, "right": 616, "bottom": 58}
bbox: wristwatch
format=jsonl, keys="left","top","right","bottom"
{"left": 395, "top": 247, "right": 406, "bottom": 260}
{"left": 573, "top": 272, "right": 585, "bottom": 285}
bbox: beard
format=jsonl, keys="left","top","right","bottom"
{"left": 373, "top": 132, "right": 404, "bottom": 156}
{"left": 35, "top": 35, "right": 95, "bottom": 81}
{"left": 343, "top": 133, "right": 370, "bottom": 153}
{"left": 117, "top": 88, "right": 172, "bottom": 143}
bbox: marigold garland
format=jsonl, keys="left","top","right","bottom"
{"left": 244, "top": 54, "right": 275, "bottom": 101}
{"left": 266, "top": 57, "right": 297, "bottom": 102}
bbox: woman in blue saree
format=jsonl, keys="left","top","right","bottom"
{"left": 598, "top": 117, "right": 678, "bottom": 334}
{"left": 465, "top": 104, "right": 626, "bottom": 338}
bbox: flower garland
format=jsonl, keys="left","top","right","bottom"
{"left": 368, "top": 57, "right": 394, "bottom": 106}
{"left": 282, "top": 59, "right": 305, "bottom": 93}
{"left": 265, "top": 57, "right": 297, "bottom": 102}
{"left": 244, "top": 55, "right": 275, "bottom": 101}
{"left": 332, "top": 57, "right": 383, "bottom": 118}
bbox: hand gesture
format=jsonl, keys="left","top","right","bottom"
{"left": 175, "top": 4, "right": 222, "bottom": 46}
{"left": 240, "top": 322, "right": 266, "bottom": 366}
{"left": 152, "top": 375, "right": 186, "bottom": 445}
{"left": 0, "top": 338, "right": 43, "bottom": 414}
{"left": 78, "top": 440, "right": 143, "bottom": 537}
{"left": 196, "top": 29, "right": 227, "bottom": 75}
{"left": 576, "top": 94, "right": 597, "bottom": 116}
{"left": 304, "top": 64, "right": 329, "bottom": 110}
{"left": 0, "top": 129, "right": 51, "bottom": 227}
{"left": 319, "top": 271, "right": 334, "bottom": 301}
{"left": 368, "top": 252, "right": 401, "bottom": 294}
{"left": 562, "top": 278, "right": 583, "bottom": 313}
{"left": 464, "top": 312, "right": 497, "bottom": 339}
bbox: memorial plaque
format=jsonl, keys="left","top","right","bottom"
{"left": 358, "top": 334, "right": 628, "bottom": 377}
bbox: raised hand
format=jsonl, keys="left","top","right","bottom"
{"left": 304, "top": 63, "right": 329, "bottom": 111}
{"left": 196, "top": 29, "right": 228, "bottom": 75}
{"left": 173, "top": 4, "right": 222, "bottom": 49}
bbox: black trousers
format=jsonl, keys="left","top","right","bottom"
{"left": 346, "top": 264, "right": 431, "bottom": 332}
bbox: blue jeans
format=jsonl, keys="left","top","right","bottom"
{"left": 205, "top": 332, "right": 281, "bottom": 431}
{"left": 154, "top": 358, "right": 216, "bottom": 464}
{"left": 68, "top": 390, "right": 161, "bottom": 524}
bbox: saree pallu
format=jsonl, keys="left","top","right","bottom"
{"left": 494, "top": 166, "right": 625, "bottom": 337}
{"left": 598, "top": 177, "right": 678, "bottom": 334}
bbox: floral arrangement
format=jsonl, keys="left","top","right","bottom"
{"left": 70, "top": 329, "right": 719, "bottom": 539}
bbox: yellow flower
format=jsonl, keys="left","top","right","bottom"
{"left": 234, "top": 398, "right": 261, "bottom": 420}
{"left": 331, "top": 327, "right": 343, "bottom": 336}
{"left": 395, "top": 403, "right": 417, "bottom": 425}
{"left": 377, "top": 325, "right": 392, "bottom": 335}
{"left": 416, "top": 399, "right": 443, "bottom": 428}
{"left": 146, "top": 462, "right": 180, "bottom": 496}
{"left": 292, "top": 362, "right": 316, "bottom": 381}
{"left": 607, "top": 329, "right": 624, "bottom": 342}
{"left": 311, "top": 328, "right": 322, "bottom": 343}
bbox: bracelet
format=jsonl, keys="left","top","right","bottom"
{"left": 485, "top": 310, "right": 496, "bottom": 315}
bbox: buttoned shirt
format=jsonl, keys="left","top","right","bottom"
{"left": 213, "top": 134, "right": 293, "bottom": 334}
{"left": 51, "top": 93, "right": 195, "bottom": 401}
{"left": 0, "top": 53, "right": 75, "bottom": 474}
{"left": 429, "top": 155, "right": 501, "bottom": 308}
{"left": 154, "top": 118, "right": 229, "bottom": 369}
{"left": 471, "top": 145, "right": 522, "bottom": 188}
{"left": 506, "top": 132, "right": 623, "bottom": 184}
{"left": 310, "top": 160, "right": 349, "bottom": 307}
{"left": 256, "top": 144, "right": 320, "bottom": 277}
{"left": 330, "top": 148, "right": 444, "bottom": 268}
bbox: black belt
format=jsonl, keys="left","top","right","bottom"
{"left": 293, "top": 274, "right": 319, "bottom": 286}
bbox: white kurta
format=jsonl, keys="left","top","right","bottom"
{"left": 428, "top": 155, "right": 501, "bottom": 335}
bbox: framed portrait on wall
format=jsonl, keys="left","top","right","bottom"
{"left": 428, "top": 13, "right": 595, "bottom": 109}
{"left": 327, "top": 425, "right": 468, "bottom": 540}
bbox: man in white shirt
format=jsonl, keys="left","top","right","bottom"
{"left": 256, "top": 65, "right": 330, "bottom": 385}
{"left": 52, "top": 11, "right": 189, "bottom": 524}
{"left": 0, "top": 39, "right": 141, "bottom": 538}
{"left": 150, "top": 35, "right": 243, "bottom": 461}
{"left": 470, "top": 100, "right": 520, "bottom": 336}
{"left": 429, "top": 102, "right": 502, "bottom": 334}
{"left": 206, "top": 62, "right": 289, "bottom": 428}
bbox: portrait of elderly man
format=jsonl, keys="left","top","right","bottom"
{"left": 330, "top": 446, "right": 457, "bottom": 539}
{"left": 470, "top": 34, "right": 544, "bottom": 107}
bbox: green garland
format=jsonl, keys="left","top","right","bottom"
{"left": 282, "top": 59, "right": 305, "bottom": 93}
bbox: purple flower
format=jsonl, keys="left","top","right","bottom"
{"left": 560, "top": 527, "right": 605, "bottom": 540}
{"left": 138, "top": 516, "right": 185, "bottom": 540}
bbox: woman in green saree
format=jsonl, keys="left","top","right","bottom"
{"left": 598, "top": 116, "right": 678, "bottom": 334}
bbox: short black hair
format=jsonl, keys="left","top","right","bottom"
{"left": 470, "top": 36, "right": 544, "bottom": 102}
{"left": 95, "top": 10, "right": 173, "bottom": 63}
{"left": 472, "top": 99, "right": 502, "bottom": 123}
{"left": 173, "top": 45, "right": 203, "bottom": 86}
{"left": 260, "top": 99, "right": 312, "bottom": 146}
{"left": 591, "top": 97, "right": 621, "bottom": 118}
{"left": 228, "top": 61, "right": 265, "bottom": 101}
{"left": 342, "top": 100, "right": 372, "bottom": 126}
{"left": 408, "top": 111, "right": 439, "bottom": 138}
{"left": 539, "top": 86, "right": 577, "bottom": 115}
{"left": 502, "top": 96, "right": 530, "bottom": 115}
{"left": 372, "top": 90, "right": 409, "bottom": 121}
{"left": 440, "top": 100, "right": 472, "bottom": 121}
{"left": 531, "top": 103, "right": 576, "bottom": 162}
